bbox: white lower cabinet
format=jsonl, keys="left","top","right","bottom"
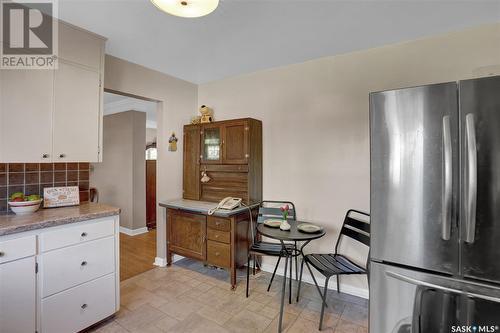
{"left": 0, "top": 256, "right": 36, "bottom": 333}
{"left": 41, "top": 236, "right": 115, "bottom": 297}
{"left": 41, "top": 273, "right": 116, "bottom": 333}
{"left": 0, "top": 216, "right": 119, "bottom": 333}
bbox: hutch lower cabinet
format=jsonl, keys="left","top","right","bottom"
{"left": 165, "top": 203, "right": 256, "bottom": 289}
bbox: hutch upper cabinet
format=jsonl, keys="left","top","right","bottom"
{"left": 183, "top": 118, "right": 262, "bottom": 204}
{"left": 0, "top": 21, "right": 106, "bottom": 163}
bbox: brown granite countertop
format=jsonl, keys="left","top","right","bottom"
{"left": 0, "top": 203, "right": 120, "bottom": 236}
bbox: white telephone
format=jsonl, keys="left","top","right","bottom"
{"left": 208, "top": 197, "right": 242, "bottom": 215}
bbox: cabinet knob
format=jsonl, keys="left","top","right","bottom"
{"left": 42, "top": 153, "right": 50, "bottom": 159}
{"left": 0, "top": 251, "right": 4, "bottom": 257}
{"left": 81, "top": 261, "right": 88, "bottom": 266}
{"left": 215, "top": 252, "right": 220, "bottom": 256}
{"left": 215, "top": 234, "right": 219, "bottom": 238}
{"left": 59, "top": 153, "right": 66, "bottom": 158}
{"left": 81, "top": 304, "right": 88, "bottom": 309}
{"left": 215, "top": 222, "right": 220, "bottom": 226}
{"left": 81, "top": 232, "right": 87, "bottom": 237}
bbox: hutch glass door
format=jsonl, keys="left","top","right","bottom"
{"left": 202, "top": 126, "right": 221, "bottom": 163}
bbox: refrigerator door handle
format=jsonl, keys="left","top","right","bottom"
{"left": 465, "top": 114, "right": 478, "bottom": 244}
{"left": 386, "top": 270, "right": 500, "bottom": 303}
{"left": 442, "top": 115, "right": 452, "bottom": 241}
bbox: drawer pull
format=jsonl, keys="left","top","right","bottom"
{"left": 0, "top": 251, "right": 4, "bottom": 257}
{"left": 81, "top": 232, "right": 88, "bottom": 237}
{"left": 81, "top": 261, "right": 88, "bottom": 266}
{"left": 215, "top": 222, "right": 221, "bottom": 226}
{"left": 215, "top": 252, "right": 220, "bottom": 256}
{"left": 215, "top": 235, "right": 219, "bottom": 238}
{"left": 81, "top": 304, "right": 88, "bottom": 309}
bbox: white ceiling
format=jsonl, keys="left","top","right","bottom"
{"left": 103, "top": 92, "right": 158, "bottom": 128}
{"left": 58, "top": 0, "right": 500, "bottom": 84}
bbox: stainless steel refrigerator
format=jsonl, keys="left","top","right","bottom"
{"left": 370, "top": 76, "right": 500, "bottom": 333}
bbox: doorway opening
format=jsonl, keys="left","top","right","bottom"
{"left": 91, "top": 90, "right": 159, "bottom": 281}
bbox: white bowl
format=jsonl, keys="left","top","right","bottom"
{"left": 8, "top": 200, "right": 42, "bottom": 215}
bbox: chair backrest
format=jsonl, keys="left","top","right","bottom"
{"left": 251, "top": 201, "right": 296, "bottom": 243}
{"left": 334, "top": 209, "right": 370, "bottom": 255}
{"left": 257, "top": 200, "right": 297, "bottom": 224}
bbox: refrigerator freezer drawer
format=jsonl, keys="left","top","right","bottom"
{"left": 370, "top": 261, "right": 500, "bottom": 333}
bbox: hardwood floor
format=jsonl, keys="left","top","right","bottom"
{"left": 120, "top": 229, "right": 157, "bottom": 281}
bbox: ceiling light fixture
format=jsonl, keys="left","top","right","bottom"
{"left": 151, "top": 0, "right": 219, "bottom": 18}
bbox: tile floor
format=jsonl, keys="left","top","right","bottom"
{"left": 88, "top": 259, "right": 368, "bottom": 333}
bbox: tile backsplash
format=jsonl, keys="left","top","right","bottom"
{"left": 0, "top": 163, "right": 91, "bottom": 213}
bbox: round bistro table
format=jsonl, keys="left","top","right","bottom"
{"left": 257, "top": 221, "right": 326, "bottom": 333}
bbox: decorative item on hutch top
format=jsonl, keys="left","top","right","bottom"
{"left": 168, "top": 132, "right": 178, "bottom": 152}
{"left": 199, "top": 105, "right": 214, "bottom": 123}
{"left": 43, "top": 186, "right": 80, "bottom": 208}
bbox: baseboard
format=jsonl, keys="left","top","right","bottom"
{"left": 153, "top": 255, "right": 184, "bottom": 267}
{"left": 153, "top": 257, "right": 167, "bottom": 267}
{"left": 259, "top": 261, "right": 369, "bottom": 299}
{"left": 119, "top": 226, "right": 148, "bottom": 236}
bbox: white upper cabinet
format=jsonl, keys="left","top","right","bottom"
{"left": 58, "top": 23, "right": 104, "bottom": 71}
{"left": 0, "top": 69, "right": 54, "bottom": 162}
{"left": 53, "top": 62, "right": 101, "bottom": 162}
{"left": 0, "top": 21, "right": 105, "bottom": 163}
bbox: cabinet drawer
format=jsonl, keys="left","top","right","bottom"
{"left": 41, "top": 236, "right": 115, "bottom": 298}
{"left": 0, "top": 235, "right": 36, "bottom": 264}
{"left": 207, "top": 216, "right": 231, "bottom": 232}
{"left": 207, "top": 229, "right": 230, "bottom": 244}
{"left": 41, "top": 273, "right": 116, "bottom": 333}
{"left": 40, "top": 218, "right": 115, "bottom": 252}
{"left": 207, "top": 240, "right": 230, "bottom": 268}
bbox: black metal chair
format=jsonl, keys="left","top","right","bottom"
{"left": 246, "top": 200, "right": 297, "bottom": 300}
{"left": 297, "top": 209, "right": 370, "bottom": 330}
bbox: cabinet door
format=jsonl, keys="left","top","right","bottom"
{"left": 222, "top": 120, "right": 249, "bottom": 164}
{"left": 0, "top": 69, "right": 53, "bottom": 162}
{"left": 53, "top": 62, "right": 101, "bottom": 162}
{"left": 0, "top": 257, "right": 36, "bottom": 333}
{"left": 200, "top": 124, "right": 222, "bottom": 164}
{"left": 59, "top": 22, "right": 104, "bottom": 71}
{"left": 183, "top": 125, "right": 200, "bottom": 200}
{"left": 168, "top": 210, "right": 206, "bottom": 260}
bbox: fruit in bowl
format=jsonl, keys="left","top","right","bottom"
{"left": 8, "top": 193, "right": 42, "bottom": 215}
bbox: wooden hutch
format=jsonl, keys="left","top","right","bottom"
{"left": 163, "top": 118, "right": 263, "bottom": 289}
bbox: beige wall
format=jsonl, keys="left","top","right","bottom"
{"left": 198, "top": 23, "right": 500, "bottom": 297}
{"left": 103, "top": 55, "right": 198, "bottom": 263}
{"left": 146, "top": 128, "right": 157, "bottom": 145}
{"left": 91, "top": 111, "right": 146, "bottom": 231}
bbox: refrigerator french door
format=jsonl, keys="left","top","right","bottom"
{"left": 370, "top": 82, "right": 459, "bottom": 274}
{"left": 460, "top": 76, "right": 500, "bottom": 284}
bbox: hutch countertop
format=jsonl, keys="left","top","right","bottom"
{"left": 159, "top": 199, "right": 258, "bottom": 217}
{"left": 0, "top": 203, "right": 120, "bottom": 236}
